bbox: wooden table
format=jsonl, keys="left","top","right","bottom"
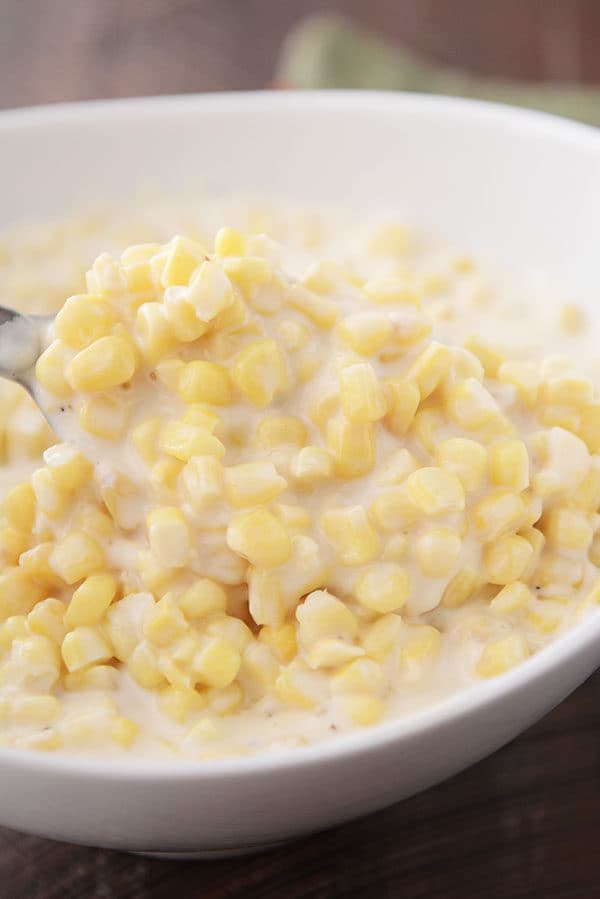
{"left": 2, "top": 2, "right": 600, "bottom": 896}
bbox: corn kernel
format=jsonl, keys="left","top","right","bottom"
{"left": 381, "top": 534, "right": 408, "bottom": 561}
{"left": 111, "top": 716, "right": 139, "bottom": 748}
{"left": 370, "top": 486, "right": 420, "bottom": 531}
{"left": 224, "top": 460, "right": 287, "bottom": 507}
{"left": 128, "top": 640, "right": 165, "bottom": 688}
{"left": 291, "top": 446, "right": 333, "bottom": 486}
{"left": 354, "top": 563, "right": 410, "bottom": 613}
{"left": 472, "top": 491, "right": 525, "bottom": 541}
{"left": 275, "top": 658, "right": 321, "bottom": 709}
{"left": 192, "top": 637, "right": 241, "bottom": 689}
{"left": 405, "top": 467, "right": 465, "bottom": 516}
{"left": 259, "top": 622, "right": 297, "bottom": 663}
{"left": 307, "top": 638, "right": 364, "bottom": 669}
{"left": 160, "top": 686, "right": 207, "bottom": 723}
{"left": 326, "top": 417, "right": 375, "bottom": 479}
{"left": 67, "top": 334, "right": 136, "bottom": 392}
{"left": 35, "top": 340, "right": 73, "bottom": 397}
{"left": 488, "top": 439, "right": 530, "bottom": 492}
{"left": 178, "top": 360, "right": 233, "bottom": 405}
{"left": 78, "top": 393, "right": 129, "bottom": 440}
{"left": 239, "top": 640, "right": 279, "bottom": 692}
{"left": 178, "top": 578, "right": 227, "bottom": 619}
{"left": 362, "top": 613, "right": 403, "bottom": 660}
{"left": 11, "top": 694, "right": 61, "bottom": 727}
{"left": 476, "top": 633, "right": 529, "bottom": 677}
{"left": 544, "top": 508, "right": 593, "bottom": 553}
{"left": 12, "top": 634, "right": 61, "bottom": 689}
{"left": 338, "top": 312, "right": 394, "bottom": 356}
{"left": 0, "top": 567, "right": 44, "bottom": 618}
{"left": 54, "top": 294, "right": 118, "bottom": 349}
{"left": 147, "top": 506, "right": 190, "bottom": 568}
{"left": 363, "top": 277, "right": 419, "bottom": 306}
{"left": 143, "top": 594, "right": 188, "bottom": 647}
{"left": 415, "top": 528, "right": 462, "bottom": 578}
{"left": 296, "top": 589, "right": 357, "bottom": 646}
{"left": 518, "top": 526, "right": 546, "bottom": 580}
{"left": 86, "top": 252, "right": 125, "bottom": 295}
{"left": 339, "top": 362, "right": 388, "bottom": 423}
{"left": 407, "top": 342, "right": 452, "bottom": 399}
{"left": 441, "top": 567, "right": 480, "bottom": 608}
{"left": 227, "top": 507, "right": 291, "bottom": 568}
{"left": 331, "top": 658, "right": 384, "bottom": 694}
{"left": 62, "top": 625, "right": 113, "bottom": 672}
{"left": 436, "top": 438, "right": 487, "bottom": 491}
{"left": 64, "top": 573, "right": 117, "bottom": 629}
{"left": 322, "top": 506, "right": 379, "bottom": 566}
{"left": 43, "top": 443, "right": 92, "bottom": 491}
{"left": 578, "top": 404, "right": 600, "bottom": 454}
{"left": 160, "top": 420, "right": 225, "bottom": 461}
{"left": 463, "top": 335, "right": 505, "bottom": 377}
{"left": 131, "top": 417, "right": 162, "bottom": 464}
{"left": 50, "top": 531, "right": 105, "bottom": 584}
{"left": 18, "top": 543, "right": 63, "bottom": 591}
{"left": 121, "top": 242, "right": 161, "bottom": 292}
{"left": 446, "top": 378, "right": 499, "bottom": 429}
{"left": 2, "top": 482, "right": 35, "bottom": 533}
{"left": 164, "top": 289, "right": 208, "bottom": 342}
{"left": 483, "top": 534, "right": 534, "bottom": 585}
{"left": 490, "top": 581, "right": 532, "bottom": 613}
{"left": 105, "top": 592, "right": 155, "bottom": 661}
{"left": 231, "top": 339, "right": 287, "bottom": 408}
{"left": 248, "top": 568, "right": 285, "bottom": 628}
{"left": 160, "top": 235, "right": 205, "bottom": 288}
{"left": 135, "top": 302, "right": 175, "bottom": 364}
{"left": 180, "top": 455, "right": 224, "bottom": 509}
{"left": 286, "top": 284, "right": 338, "bottom": 328}
{"left": 401, "top": 625, "right": 442, "bottom": 667}
{"left": 63, "top": 664, "right": 119, "bottom": 692}
{"left": 384, "top": 378, "right": 420, "bottom": 436}
{"left": 341, "top": 694, "right": 385, "bottom": 726}
{"left": 255, "top": 415, "right": 308, "bottom": 449}
{"left": 188, "top": 259, "right": 234, "bottom": 321}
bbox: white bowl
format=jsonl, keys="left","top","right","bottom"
{"left": 1, "top": 91, "right": 600, "bottom": 858}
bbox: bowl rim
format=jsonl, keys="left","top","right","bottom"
{"left": 1, "top": 88, "right": 600, "bottom": 780}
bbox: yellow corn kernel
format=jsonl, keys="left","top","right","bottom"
{"left": 78, "top": 393, "right": 129, "bottom": 440}
{"left": 354, "top": 563, "right": 410, "bottom": 613}
{"left": 247, "top": 568, "right": 285, "bottom": 628}
{"left": 363, "top": 277, "right": 420, "bottom": 306}
{"left": 231, "top": 339, "right": 287, "bottom": 408}
{"left": 307, "top": 638, "right": 364, "bottom": 669}
{"left": 286, "top": 284, "right": 338, "bottom": 328}
{"left": 570, "top": 464, "right": 600, "bottom": 514}
{"left": 11, "top": 694, "right": 61, "bottom": 727}
{"left": 105, "top": 592, "right": 155, "bottom": 661}
{"left": 472, "top": 491, "right": 525, "bottom": 541}
{"left": 0, "top": 526, "right": 28, "bottom": 566}
{"left": 43, "top": 444, "right": 93, "bottom": 491}
{"left": 18, "top": 542, "right": 63, "bottom": 591}
{"left": 176, "top": 579, "right": 226, "bottom": 620}
{"left": 367, "top": 222, "right": 410, "bottom": 256}
{"left": 2, "top": 482, "right": 35, "bottom": 533}
{"left": 476, "top": 633, "right": 529, "bottom": 677}
{"left": 259, "top": 622, "right": 297, "bottom": 663}
{"left": 54, "top": 294, "right": 118, "bottom": 349}
{"left": 436, "top": 438, "right": 487, "bottom": 492}
{"left": 410, "top": 407, "right": 445, "bottom": 455}
{"left": 222, "top": 255, "right": 271, "bottom": 291}
{"left": 61, "top": 625, "right": 113, "bottom": 672}
{"left": 178, "top": 361, "right": 233, "bottom": 405}
{"left": 558, "top": 302, "right": 585, "bottom": 333}
{"left": 384, "top": 378, "right": 420, "bottom": 436}
{"left": 213, "top": 226, "right": 245, "bottom": 257}
{"left": 296, "top": 589, "right": 357, "bottom": 646}
{"left": 309, "top": 391, "right": 339, "bottom": 433}
{"left": 381, "top": 534, "right": 408, "bottom": 561}
{"left": 538, "top": 403, "right": 580, "bottom": 432}
{"left": 255, "top": 415, "right": 308, "bottom": 449}
{"left": 338, "top": 312, "right": 394, "bottom": 356}
{"left": 331, "top": 658, "right": 384, "bottom": 694}
{"left": 11, "top": 634, "right": 61, "bottom": 691}
{"left": 160, "top": 235, "right": 205, "bottom": 288}
{"left": 180, "top": 456, "right": 224, "bottom": 509}
{"left": 406, "top": 342, "right": 453, "bottom": 399}
{"left": 0, "top": 567, "right": 44, "bottom": 618}
{"left": 497, "top": 360, "right": 540, "bottom": 408}
{"left": 463, "top": 335, "right": 505, "bottom": 377}
{"left": 128, "top": 640, "right": 165, "bottom": 689}
{"left": 278, "top": 319, "right": 310, "bottom": 352}
{"left": 405, "top": 467, "right": 465, "bottom": 516}
{"left": 534, "top": 553, "right": 583, "bottom": 588}
{"left": 147, "top": 506, "right": 190, "bottom": 568}
{"left": 275, "top": 658, "right": 321, "bottom": 709}
{"left": 30, "top": 467, "right": 69, "bottom": 518}
{"left": 67, "top": 334, "right": 136, "bottom": 392}
{"left": 239, "top": 640, "right": 280, "bottom": 692}
{"left": 159, "top": 686, "right": 207, "bottom": 723}
{"left": 362, "top": 613, "right": 403, "bottom": 661}
{"left": 131, "top": 417, "right": 162, "bottom": 464}
{"left": 191, "top": 637, "right": 241, "bottom": 689}
{"left": 322, "top": 506, "right": 379, "bottom": 567}
{"left": 135, "top": 302, "right": 175, "bottom": 364}
{"left": 339, "top": 361, "right": 388, "bottom": 424}
{"left": 341, "top": 694, "right": 385, "bottom": 727}
{"left": 143, "top": 594, "right": 188, "bottom": 647}
{"left": 446, "top": 378, "right": 499, "bottom": 428}
{"left": 370, "top": 486, "right": 420, "bottom": 531}
{"left": 519, "top": 526, "right": 546, "bottom": 580}
{"left": 110, "top": 716, "right": 139, "bottom": 748}
{"left": 50, "top": 531, "right": 105, "bottom": 584}
{"left": 35, "top": 340, "right": 73, "bottom": 397}
{"left": 160, "top": 420, "right": 225, "bottom": 461}
{"left": 291, "top": 446, "right": 333, "bottom": 486}
{"left": 326, "top": 417, "right": 375, "bottom": 479}
{"left": 224, "top": 461, "right": 287, "bottom": 507}
{"left": 489, "top": 439, "right": 530, "bottom": 492}
{"left": 541, "top": 373, "right": 594, "bottom": 407}
{"left": 376, "top": 449, "right": 419, "bottom": 488}
{"left": 187, "top": 259, "right": 234, "bottom": 322}
{"left": 490, "top": 581, "right": 532, "bottom": 613}
{"left": 543, "top": 508, "right": 593, "bottom": 553}
{"left": 415, "top": 528, "right": 462, "bottom": 578}
{"left": 206, "top": 616, "right": 253, "bottom": 653}
{"left": 86, "top": 252, "right": 125, "bottom": 295}
{"left": 0, "top": 615, "right": 29, "bottom": 651}
{"left": 121, "top": 242, "right": 161, "bottom": 292}
{"left": 226, "top": 507, "right": 291, "bottom": 568}
{"left": 64, "top": 573, "right": 117, "bottom": 629}
{"left": 577, "top": 404, "right": 600, "bottom": 454}
{"left": 4, "top": 402, "right": 52, "bottom": 461}
{"left": 441, "top": 567, "right": 480, "bottom": 608}
{"left": 483, "top": 534, "right": 534, "bottom": 585}
{"left": 401, "top": 625, "right": 442, "bottom": 667}
{"left": 164, "top": 290, "right": 208, "bottom": 342}
{"left": 154, "top": 357, "right": 186, "bottom": 392}
{"left": 63, "top": 664, "right": 119, "bottom": 692}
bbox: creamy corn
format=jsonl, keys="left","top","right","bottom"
{"left": 0, "top": 208, "right": 599, "bottom": 760}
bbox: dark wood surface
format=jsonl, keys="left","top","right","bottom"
{"left": 2, "top": 2, "right": 600, "bottom": 896}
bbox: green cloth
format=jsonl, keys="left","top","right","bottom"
{"left": 277, "top": 14, "right": 600, "bottom": 126}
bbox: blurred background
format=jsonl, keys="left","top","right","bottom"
{"left": 1, "top": 0, "right": 599, "bottom": 110}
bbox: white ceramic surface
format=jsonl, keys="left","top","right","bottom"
{"left": 1, "top": 91, "right": 600, "bottom": 856}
